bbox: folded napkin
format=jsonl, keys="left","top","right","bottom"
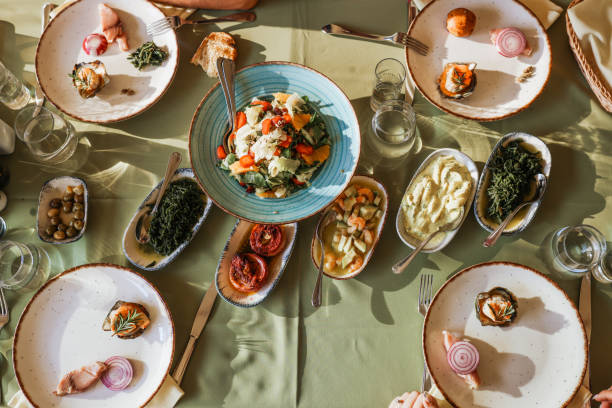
{"left": 8, "top": 375, "right": 184, "bottom": 408}
{"left": 567, "top": 0, "right": 612, "bottom": 90}
{"left": 425, "top": 384, "right": 592, "bottom": 408}
{"left": 412, "top": 0, "right": 562, "bottom": 29}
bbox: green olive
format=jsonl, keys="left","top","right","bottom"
{"left": 74, "top": 194, "right": 84, "bottom": 203}
{"left": 66, "top": 227, "right": 77, "bottom": 238}
{"left": 73, "top": 210, "right": 85, "bottom": 220}
{"left": 45, "top": 225, "right": 57, "bottom": 236}
{"left": 73, "top": 220, "right": 84, "bottom": 230}
{"left": 57, "top": 223, "right": 67, "bottom": 232}
{"left": 53, "top": 230, "right": 66, "bottom": 240}
{"left": 73, "top": 185, "right": 84, "bottom": 195}
{"left": 72, "top": 203, "right": 84, "bottom": 212}
{"left": 47, "top": 208, "right": 60, "bottom": 217}
{"left": 50, "top": 216, "right": 60, "bottom": 226}
{"left": 62, "top": 202, "right": 73, "bottom": 212}
{"left": 50, "top": 198, "right": 62, "bottom": 208}
{"left": 63, "top": 192, "right": 74, "bottom": 202}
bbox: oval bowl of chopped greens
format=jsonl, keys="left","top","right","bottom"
{"left": 189, "top": 61, "right": 361, "bottom": 224}
{"left": 122, "top": 168, "right": 213, "bottom": 271}
{"left": 473, "top": 132, "right": 551, "bottom": 235}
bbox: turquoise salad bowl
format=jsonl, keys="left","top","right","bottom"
{"left": 189, "top": 61, "right": 361, "bottom": 224}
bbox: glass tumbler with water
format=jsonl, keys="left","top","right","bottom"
{"left": 370, "top": 99, "right": 416, "bottom": 159}
{"left": 0, "top": 60, "right": 31, "bottom": 110}
{"left": 370, "top": 58, "right": 406, "bottom": 111}
{"left": 0, "top": 240, "right": 50, "bottom": 293}
{"left": 547, "top": 225, "right": 607, "bottom": 278}
{"left": 14, "top": 105, "right": 78, "bottom": 164}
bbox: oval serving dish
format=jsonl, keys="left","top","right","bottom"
{"left": 122, "top": 168, "right": 213, "bottom": 271}
{"left": 37, "top": 176, "right": 88, "bottom": 244}
{"left": 216, "top": 220, "right": 297, "bottom": 308}
{"left": 473, "top": 132, "right": 551, "bottom": 235}
{"left": 396, "top": 148, "right": 478, "bottom": 252}
{"left": 311, "top": 175, "right": 389, "bottom": 280}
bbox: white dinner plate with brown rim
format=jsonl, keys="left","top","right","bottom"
{"left": 423, "top": 262, "right": 586, "bottom": 408}
{"left": 406, "top": 0, "right": 552, "bottom": 121}
{"left": 36, "top": 0, "right": 179, "bottom": 123}
{"left": 13, "top": 264, "right": 175, "bottom": 408}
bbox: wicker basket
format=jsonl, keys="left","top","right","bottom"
{"left": 566, "top": 0, "right": 612, "bottom": 112}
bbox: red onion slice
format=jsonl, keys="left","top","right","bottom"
{"left": 447, "top": 341, "right": 479, "bottom": 375}
{"left": 101, "top": 356, "right": 133, "bottom": 391}
{"left": 494, "top": 27, "right": 526, "bottom": 58}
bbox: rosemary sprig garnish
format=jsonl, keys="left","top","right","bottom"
{"left": 112, "top": 309, "right": 142, "bottom": 336}
{"left": 487, "top": 303, "right": 515, "bottom": 321}
{"left": 68, "top": 72, "right": 87, "bottom": 88}
{"left": 452, "top": 70, "right": 466, "bottom": 86}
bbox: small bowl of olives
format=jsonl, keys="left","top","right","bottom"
{"left": 37, "top": 176, "right": 88, "bottom": 244}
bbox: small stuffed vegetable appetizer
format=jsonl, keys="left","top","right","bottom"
{"left": 475, "top": 287, "right": 518, "bottom": 327}
{"left": 102, "top": 301, "right": 151, "bottom": 339}
{"left": 229, "top": 253, "right": 269, "bottom": 293}
{"left": 217, "top": 93, "right": 331, "bottom": 198}
{"left": 438, "top": 63, "right": 476, "bottom": 100}
{"left": 250, "top": 224, "right": 285, "bottom": 257}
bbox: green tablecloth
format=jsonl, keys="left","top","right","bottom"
{"left": 1, "top": 0, "right": 612, "bottom": 406}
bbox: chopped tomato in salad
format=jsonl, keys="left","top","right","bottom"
{"left": 217, "top": 93, "right": 331, "bottom": 198}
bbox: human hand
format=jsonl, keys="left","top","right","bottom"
{"left": 388, "top": 391, "right": 439, "bottom": 408}
{"left": 594, "top": 387, "right": 612, "bottom": 408}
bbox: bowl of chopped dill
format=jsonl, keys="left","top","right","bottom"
{"left": 473, "top": 132, "right": 551, "bottom": 235}
{"left": 122, "top": 168, "right": 213, "bottom": 271}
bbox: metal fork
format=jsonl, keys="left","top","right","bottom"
{"left": 0, "top": 287, "right": 9, "bottom": 331}
{"left": 321, "top": 23, "right": 429, "bottom": 56}
{"left": 418, "top": 274, "right": 433, "bottom": 392}
{"left": 146, "top": 11, "right": 256, "bottom": 36}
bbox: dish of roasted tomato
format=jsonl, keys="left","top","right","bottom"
{"left": 228, "top": 224, "right": 285, "bottom": 293}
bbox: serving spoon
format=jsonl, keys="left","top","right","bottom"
{"left": 482, "top": 173, "right": 547, "bottom": 248}
{"left": 392, "top": 208, "right": 464, "bottom": 274}
{"left": 216, "top": 57, "right": 236, "bottom": 154}
{"left": 135, "top": 151, "right": 182, "bottom": 244}
{"left": 311, "top": 209, "right": 338, "bottom": 308}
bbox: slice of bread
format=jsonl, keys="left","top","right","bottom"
{"left": 190, "top": 32, "right": 237, "bottom": 77}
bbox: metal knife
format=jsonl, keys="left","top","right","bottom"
{"left": 172, "top": 280, "right": 218, "bottom": 384}
{"left": 579, "top": 271, "right": 592, "bottom": 406}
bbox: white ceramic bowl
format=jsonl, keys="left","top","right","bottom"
{"left": 36, "top": 0, "right": 179, "bottom": 123}
{"left": 13, "top": 264, "right": 174, "bottom": 408}
{"left": 406, "top": 0, "right": 552, "bottom": 121}
{"left": 423, "top": 262, "right": 586, "bottom": 408}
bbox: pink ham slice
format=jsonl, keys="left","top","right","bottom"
{"left": 442, "top": 331, "right": 481, "bottom": 389}
{"left": 53, "top": 361, "right": 108, "bottom": 396}
{"left": 98, "top": 3, "right": 129, "bottom": 51}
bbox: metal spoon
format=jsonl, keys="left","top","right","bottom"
{"left": 311, "top": 210, "right": 338, "bottom": 308}
{"left": 216, "top": 57, "right": 236, "bottom": 154}
{"left": 392, "top": 209, "right": 464, "bottom": 274}
{"left": 135, "top": 151, "right": 182, "bottom": 244}
{"left": 482, "top": 173, "right": 547, "bottom": 248}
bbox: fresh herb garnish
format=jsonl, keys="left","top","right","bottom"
{"left": 127, "top": 41, "right": 168, "bottom": 70}
{"left": 486, "top": 140, "right": 542, "bottom": 223}
{"left": 112, "top": 309, "right": 142, "bottom": 336}
{"left": 149, "top": 178, "right": 205, "bottom": 255}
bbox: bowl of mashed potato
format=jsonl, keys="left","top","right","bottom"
{"left": 396, "top": 149, "right": 478, "bottom": 252}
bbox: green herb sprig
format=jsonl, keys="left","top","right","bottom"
{"left": 127, "top": 41, "right": 168, "bottom": 70}
{"left": 112, "top": 309, "right": 142, "bottom": 336}
{"left": 149, "top": 178, "right": 205, "bottom": 255}
{"left": 486, "top": 140, "right": 542, "bottom": 223}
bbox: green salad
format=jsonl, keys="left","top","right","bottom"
{"left": 216, "top": 93, "right": 331, "bottom": 198}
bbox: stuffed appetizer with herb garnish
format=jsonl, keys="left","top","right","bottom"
{"left": 217, "top": 93, "right": 331, "bottom": 198}
{"left": 69, "top": 60, "right": 110, "bottom": 98}
{"left": 485, "top": 140, "right": 542, "bottom": 223}
{"left": 475, "top": 287, "right": 518, "bottom": 327}
{"left": 102, "top": 301, "right": 150, "bottom": 339}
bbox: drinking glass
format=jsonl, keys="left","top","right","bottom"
{"left": 0, "top": 60, "right": 31, "bottom": 110}
{"left": 0, "top": 240, "right": 50, "bottom": 293}
{"left": 14, "top": 105, "right": 78, "bottom": 164}
{"left": 547, "top": 225, "right": 607, "bottom": 278}
{"left": 370, "top": 58, "right": 406, "bottom": 111}
{"left": 592, "top": 246, "right": 612, "bottom": 284}
{"left": 369, "top": 99, "right": 416, "bottom": 159}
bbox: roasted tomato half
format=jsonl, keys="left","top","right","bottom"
{"left": 249, "top": 224, "right": 284, "bottom": 257}
{"left": 229, "top": 253, "right": 268, "bottom": 293}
